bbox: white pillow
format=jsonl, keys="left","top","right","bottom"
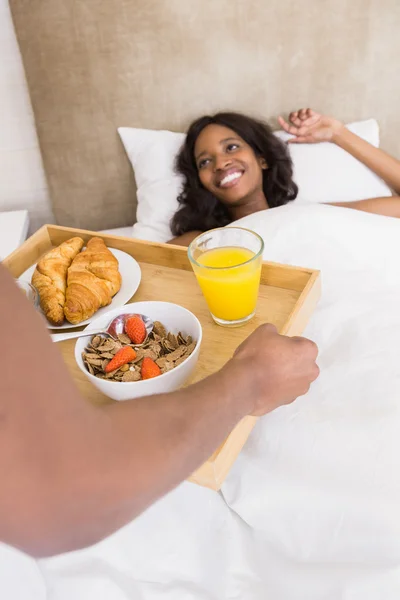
{"left": 118, "top": 120, "right": 392, "bottom": 243}
{"left": 274, "top": 120, "right": 392, "bottom": 204}
{"left": 118, "top": 128, "right": 185, "bottom": 242}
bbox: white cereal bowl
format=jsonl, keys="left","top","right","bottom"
{"left": 75, "top": 301, "right": 202, "bottom": 401}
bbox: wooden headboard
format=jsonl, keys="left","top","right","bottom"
{"left": 10, "top": 0, "right": 400, "bottom": 231}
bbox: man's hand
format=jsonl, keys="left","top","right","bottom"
{"left": 226, "top": 324, "right": 319, "bottom": 416}
{"left": 278, "top": 108, "right": 344, "bottom": 144}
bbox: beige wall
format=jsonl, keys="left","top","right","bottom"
{"left": 9, "top": 0, "right": 400, "bottom": 231}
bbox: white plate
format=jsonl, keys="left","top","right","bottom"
{"left": 19, "top": 248, "right": 141, "bottom": 329}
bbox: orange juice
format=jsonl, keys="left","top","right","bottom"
{"left": 194, "top": 246, "right": 262, "bottom": 321}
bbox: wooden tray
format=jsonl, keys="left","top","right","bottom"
{"left": 4, "top": 225, "right": 321, "bottom": 490}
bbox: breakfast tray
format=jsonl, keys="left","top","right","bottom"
{"left": 4, "top": 225, "right": 321, "bottom": 491}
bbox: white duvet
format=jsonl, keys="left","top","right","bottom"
{"left": 3, "top": 204, "right": 400, "bottom": 600}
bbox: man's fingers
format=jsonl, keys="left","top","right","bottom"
{"left": 233, "top": 323, "right": 278, "bottom": 356}
{"left": 311, "top": 363, "right": 320, "bottom": 382}
{"left": 305, "top": 338, "right": 319, "bottom": 360}
{"left": 258, "top": 322, "right": 278, "bottom": 335}
{"left": 299, "top": 364, "right": 320, "bottom": 395}
{"left": 290, "top": 336, "right": 319, "bottom": 359}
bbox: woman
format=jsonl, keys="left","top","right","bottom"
{"left": 170, "top": 108, "right": 400, "bottom": 246}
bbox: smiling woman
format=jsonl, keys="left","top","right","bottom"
{"left": 194, "top": 128, "right": 267, "bottom": 206}
{"left": 170, "top": 113, "right": 298, "bottom": 243}
{"left": 169, "top": 109, "right": 400, "bottom": 246}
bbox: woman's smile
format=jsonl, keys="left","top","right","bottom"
{"left": 216, "top": 168, "right": 245, "bottom": 188}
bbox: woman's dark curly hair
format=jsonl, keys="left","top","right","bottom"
{"left": 171, "top": 112, "right": 298, "bottom": 236}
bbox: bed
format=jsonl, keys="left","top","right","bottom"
{"left": 4, "top": 1, "right": 400, "bottom": 598}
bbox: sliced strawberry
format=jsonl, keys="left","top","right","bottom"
{"left": 141, "top": 357, "right": 161, "bottom": 380}
{"left": 125, "top": 315, "right": 147, "bottom": 345}
{"left": 105, "top": 346, "right": 136, "bottom": 373}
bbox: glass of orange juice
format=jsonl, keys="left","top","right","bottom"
{"left": 188, "top": 227, "right": 264, "bottom": 327}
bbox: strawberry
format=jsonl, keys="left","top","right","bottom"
{"left": 141, "top": 357, "right": 161, "bottom": 380}
{"left": 125, "top": 315, "right": 147, "bottom": 345}
{"left": 105, "top": 346, "right": 136, "bottom": 373}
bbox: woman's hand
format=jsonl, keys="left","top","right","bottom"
{"left": 278, "top": 108, "right": 344, "bottom": 144}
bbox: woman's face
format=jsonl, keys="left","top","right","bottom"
{"left": 193, "top": 124, "right": 266, "bottom": 206}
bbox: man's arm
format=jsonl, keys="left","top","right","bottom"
{"left": 0, "top": 265, "right": 318, "bottom": 557}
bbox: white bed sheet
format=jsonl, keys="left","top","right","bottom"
{"left": 3, "top": 204, "right": 400, "bottom": 599}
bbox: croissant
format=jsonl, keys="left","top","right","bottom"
{"left": 64, "top": 237, "right": 122, "bottom": 324}
{"left": 31, "top": 237, "right": 85, "bottom": 325}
